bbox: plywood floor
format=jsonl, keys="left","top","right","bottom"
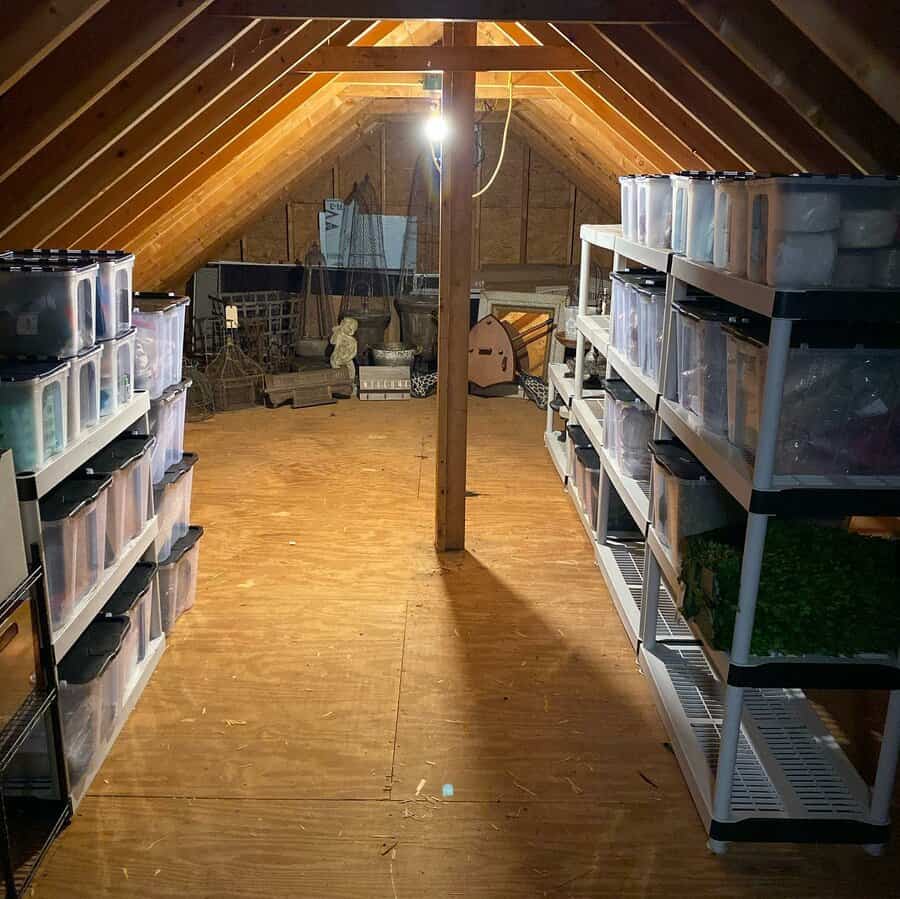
{"left": 33, "top": 397, "right": 900, "bottom": 898}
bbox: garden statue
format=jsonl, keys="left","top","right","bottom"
{"left": 330, "top": 317, "right": 359, "bottom": 381}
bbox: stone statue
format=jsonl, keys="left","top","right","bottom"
{"left": 330, "top": 317, "right": 359, "bottom": 381}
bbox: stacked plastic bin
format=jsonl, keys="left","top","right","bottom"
{"left": 133, "top": 292, "right": 202, "bottom": 635}
{"left": 0, "top": 250, "right": 136, "bottom": 475}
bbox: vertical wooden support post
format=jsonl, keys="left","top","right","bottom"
{"left": 435, "top": 21, "right": 476, "bottom": 552}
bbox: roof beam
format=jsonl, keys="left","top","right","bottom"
{"left": 293, "top": 44, "right": 591, "bottom": 72}
{"left": 767, "top": 0, "right": 900, "bottom": 126}
{"left": 0, "top": 14, "right": 258, "bottom": 242}
{"left": 553, "top": 23, "right": 738, "bottom": 170}
{"left": 0, "top": 0, "right": 217, "bottom": 183}
{"left": 0, "top": 0, "right": 110, "bottom": 95}
{"left": 596, "top": 24, "right": 795, "bottom": 172}
{"left": 678, "top": 0, "right": 900, "bottom": 172}
{"left": 209, "top": 0, "right": 691, "bottom": 22}
{"left": 647, "top": 23, "right": 854, "bottom": 172}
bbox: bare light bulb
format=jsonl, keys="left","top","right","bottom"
{"left": 424, "top": 114, "right": 448, "bottom": 143}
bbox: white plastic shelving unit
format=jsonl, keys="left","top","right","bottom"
{"left": 551, "top": 220, "right": 900, "bottom": 853}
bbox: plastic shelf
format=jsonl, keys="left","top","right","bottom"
{"left": 15, "top": 392, "right": 150, "bottom": 502}
{"left": 71, "top": 633, "right": 165, "bottom": 809}
{"left": 605, "top": 347, "right": 660, "bottom": 410}
{"left": 548, "top": 362, "right": 603, "bottom": 406}
{"left": 544, "top": 430, "right": 568, "bottom": 483}
{"left": 613, "top": 236, "right": 673, "bottom": 274}
{"left": 580, "top": 223, "right": 620, "bottom": 251}
{"left": 51, "top": 516, "right": 158, "bottom": 660}
{"left": 671, "top": 255, "right": 900, "bottom": 322}
{"left": 570, "top": 396, "right": 604, "bottom": 452}
{"left": 640, "top": 641, "right": 886, "bottom": 845}
{"left": 576, "top": 313, "right": 611, "bottom": 357}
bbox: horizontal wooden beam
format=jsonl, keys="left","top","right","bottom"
{"left": 210, "top": 0, "right": 691, "bottom": 22}
{"left": 335, "top": 70, "right": 557, "bottom": 87}
{"left": 293, "top": 44, "right": 592, "bottom": 72}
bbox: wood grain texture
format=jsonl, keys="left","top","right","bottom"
{"left": 27, "top": 396, "right": 900, "bottom": 897}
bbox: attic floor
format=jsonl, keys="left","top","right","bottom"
{"left": 33, "top": 396, "right": 900, "bottom": 898}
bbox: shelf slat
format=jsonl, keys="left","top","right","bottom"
{"left": 613, "top": 236, "right": 673, "bottom": 274}
{"left": 544, "top": 430, "right": 568, "bottom": 483}
{"left": 605, "top": 346, "right": 660, "bottom": 410}
{"left": 576, "top": 313, "right": 610, "bottom": 358}
{"left": 580, "top": 223, "right": 620, "bottom": 251}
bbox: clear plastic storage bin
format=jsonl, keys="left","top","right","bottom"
{"left": 132, "top": 292, "right": 190, "bottom": 398}
{"left": 0, "top": 259, "right": 97, "bottom": 358}
{"left": 98, "top": 327, "right": 136, "bottom": 418}
{"left": 154, "top": 452, "right": 198, "bottom": 559}
{"left": 103, "top": 562, "right": 156, "bottom": 665}
{"left": 84, "top": 435, "right": 155, "bottom": 566}
{"left": 4, "top": 249, "right": 135, "bottom": 341}
{"left": 40, "top": 474, "right": 111, "bottom": 632}
{"left": 604, "top": 380, "right": 653, "bottom": 480}
{"left": 619, "top": 175, "right": 638, "bottom": 242}
{"left": 574, "top": 444, "right": 601, "bottom": 530}
{"left": 684, "top": 174, "right": 717, "bottom": 263}
{"left": 159, "top": 525, "right": 203, "bottom": 634}
{"left": 725, "top": 322, "right": 900, "bottom": 476}
{"left": 650, "top": 441, "right": 743, "bottom": 573}
{"left": 670, "top": 173, "right": 691, "bottom": 255}
{"left": 66, "top": 344, "right": 101, "bottom": 443}
{"left": 58, "top": 645, "right": 105, "bottom": 796}
{"left": 148, "top": 378, "right": 191, "bottom": 483}
{"left": 636, "top": 175, "right": 672, "bottom": 249}
{"left": 610, "top": 271, "right": 665, "bottom": 363}
{"left": 636, "top": 282, "right": 666, "bottom": 385}
{"left": 712, "top": 176, "right": 751, "bottom": 275}
{"left": 747, "top": 175, "right": 900, "bottom": 287}
{"left": 0, "top": 360, "right": 69, "bottom": 473}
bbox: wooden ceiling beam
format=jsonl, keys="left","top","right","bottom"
{"left": 647, "top": 23, "right": 854, "bottom": 172}
{"left": 0, "top": 0, "right": 111, "bottom": 95}
{"left": 208, "top": 0, "right": 691, "bottom": 22}
{"left": 0, "top": 14, "right": 259, "bottom": 243}
{"left": 28, "top": 18, "right": 347, "bottom": 248}
{"left": 99, "top": 21, "right": 401, "bottom": 250}
{"left": 553, "top": 23, "right": 739, "bottom": 170}
{"left": 292, "top": 44, "right": 591, "bottom": 72}
{"left": 335, "top": 71, "right": 557, "bottom": 87}
{"left": 678, "top": 0, "right": 900, "bottom": 172}
{"left": 0, "top": 1, "right": 217, "bottom": 183}
{"left": 767, "top": 0, "right": 900, "bottom": 127}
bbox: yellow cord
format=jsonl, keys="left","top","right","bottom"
{"left": 427, "top": 72, "right": 514, "bottom": 201}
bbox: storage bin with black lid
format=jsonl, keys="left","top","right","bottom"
{"left": 0, "top": 259, "right": 97, "bottom": 358}
{"left": 159, "top": 526, "right": 203, "bottom": 634}
{"left": 574, "top": 445, "right": 601, "bottom": 531}
{"left": 66, "top": 343, "right": 101, "bottom": 442}
{"left": 84, "top": 434, "right": 155, "bottom": 567}
{"left": 0, "top": 359, "right": 69, "bottom": 474}
{"left": 650, "top": 440, "right": 743, "bottom": 574}
{"left": 610, "top": 271, "right": 666, "bottom": 360}
{"left": 103, "top": 563, "right": 156, "bottom": 665}
{"left": 154, "top": 452, "right": 198, "bottom": 559}
{"left": 603, "top": 380, "right": 653, "bottom": 481}
{"left": 725, "top": 320, "right": 900, "bottom": 476}
{"left": 148, "top": 378, "right": 192, "bottom": 484}
{"left": 132, "top": 292, "right": 190, "bottom": 398}
{"left": 40, "top": 474, "right": 111, "bottom": 633}
{"left": 98, "top": 326, "right": 136, "bottom": 417}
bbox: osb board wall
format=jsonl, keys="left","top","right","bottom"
{"left": 219, "top": 116, "right": 612, "bottom": 272}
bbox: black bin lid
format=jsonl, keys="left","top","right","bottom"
{"left": 565, "top": 423, "right": 591, "bottom": 447}
{"left": 85, "top": 434, "right": 156, "bottom": 475}
{"left": 649, "top": 440, "right": 711, "bottom": 482}
{"left": 159, "top": 525, "right": 204, "bottom": 568}
{"left": 574, "top": 445, "right": 601, "bottom": 470}
{"left": 0, "top": 359, "right": 69, "bottom": 383}
{"left": 59, "top": 616, "right": 131, "bottom": 685}
{"left": 40, "top": 474, "right": 112, "bottom": 522}
{"left": 102, "top": 563, "right": 157, "bottom": 617}
{"left": 604, "top": 380, "right": 640, "bottom": 405}
{"left": 132, "top": 291, "right": 190, "bottom": 313}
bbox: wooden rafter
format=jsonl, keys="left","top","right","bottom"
{"left": 0, "top": 14, "right": 260, "bottom": 242}
{"left": 679, "top": 0, "right": 900, "bottom": 173}
{"left": 0, "top": 0, "right": 218, "bottom": 183}
{"left": 0, "top": 0, "right": 111, "bottom": 95}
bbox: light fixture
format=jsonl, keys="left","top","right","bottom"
{"left": 424, "top": 114, "right": 448, "bottom": 143}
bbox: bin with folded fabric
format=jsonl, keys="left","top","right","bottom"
{"left": 725, "top": 320, "right": 900, "bottom": 475}
{"left": 158, "top": 526, "right": 204, "bottom": 634}
{"left": 604, "top": 380, "right": 653, "bottom": 480}
{"left": 0, "top": 259, "right": 97, "bottom": 357}
{"left": 102, "top": 563, "right": 156, "bottom": 666}
{"left": 0, "top": 360, "right": 69, "bottom": 474}
{"left": 40, "top": 474, "right": 111, "bottom": 633}
{"left": 132, "top": 293, "right": 190, "bottom": 398}
{"left": 610, "top": 271, "right": 665, "bottom": 365}
{"left": 66, "top": 344, "right": 101, "bottom": 443}
{"left": 98, "top": 327, "right": 136, "bottom": 418}
{"left": 84, "top": 435, "right": 155, "bottom": 566}
{"left": 650, "top": 440, "right": 743, "bottom": 573}
{"left": 154, "top": 452, "right": 198, "bottom": 559}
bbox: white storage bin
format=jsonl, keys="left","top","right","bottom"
{"left": 40, "top": 474, "right": 111, "bottom": 633}
{"left": 66, "top": 344, "right": 101, "bottom": 443}
{"left": 619, "top": 175, "right": 638, "bottom": 242}
{"left": 58, "top": 650, "right": 104, "bottom": 796}
{"left": 636, "top": 175, "right": 672, "bottom": 249}
{"left": 148, "top": 378, "right": 191, "bottom": 484}
{"left": 725, "top": 322, "right": 900, "bottom": 476}
{"left": 159, "top": 525, "right": 203, "bottom": 634}
{"left": 604, "top": 380, "right": 653, "bottom": 480}
{"left": 747, "top": 175, "right": 900, "bottom": 287}
{"left": 98, "top": 327, "right": 136, "bottom": 417}
{"left": 0, "top": 259, "right": 97, "bottom": 358}
{"left": 154, "top": 452, "right": 198, "bottom": 559}
{"left": 650, "top": 441, "right": 743, "bottom": 573}
{"left": 636, "top": 283, "right": 665, "bottom": 385}
{"left": 670, "top": 173, "right": 691, "bottom": 255}
{"left": 712, "top": 177, "right": 750, "bottom": 275}
{"left": 4, "top": 250, "right": 135, "bottom": 341}
{"left": 84, "top": 435, "right": 155, "bottom": 567}
{"left": 132, "top": 292, "right": 190, "bottom": 398}
{"left": 0, "top": 360, "right": 69, "bottom": 474}
{"left": 685, "top": 175, "right": 717, "bottom": 263}
{"left": 103, "top": 562, "right": 156, "bottom": 667}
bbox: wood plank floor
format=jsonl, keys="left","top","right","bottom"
{"left": 33, "top": 397, "right": 900, "bottom": 897}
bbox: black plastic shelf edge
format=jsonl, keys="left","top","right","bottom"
{"left": 709, "top": 817, "right": 889, "bottom": 845}
{"left": 749, "top": 487, "right": 900, "bottom": 516}
{"left": 728, "top": 662, "right": 900, "bottom": 690}
{"left": 772, "top": 290, "right": 900, "bottom": 322}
